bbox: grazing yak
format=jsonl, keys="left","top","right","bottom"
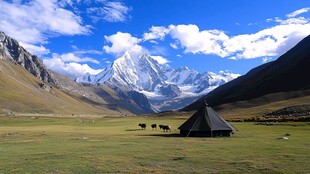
{"left": 159, "top": 124, "right": 171, "bottom": 132}
{"left": 138, "top": 123, "right": 146, "bottom": 130}
{"left": 151, "top": 124, "right": 157, "bottom": 130}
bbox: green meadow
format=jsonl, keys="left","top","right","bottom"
{"left": 0, "top": 116, "right": 309, "bottom": 174}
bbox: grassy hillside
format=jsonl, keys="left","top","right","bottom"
{"left": 0, "top": 60, "right": 126, "bottom": 116}
{"left": 216, "top": 90, "right": 310, "bottom": 119}
{"left": 0, "top": 116, "right": 309, "bottom": 173}
{"left": 154, "top": 90, "right": 310, "bottom": 121}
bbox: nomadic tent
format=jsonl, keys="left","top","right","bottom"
{"left": 178, "top": 103, "right": 235, "bottom": 137}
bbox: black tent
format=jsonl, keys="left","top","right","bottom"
{"left": 178, "top": 103, "right": 235, "bottom": 137}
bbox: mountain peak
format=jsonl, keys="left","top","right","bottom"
{"left": 0, "top": 31, "right": 56, "bottom": 85}
{"left": 181, "top": 66, "right": 189, "bottom": 70}
{"left": 0, "top": 31, "right": 6, "bottom": 42}
{"left": 76, "top": 50, "right": 239, "bottom": 111}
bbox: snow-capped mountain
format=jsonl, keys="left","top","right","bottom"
{"left": 76, "top": 51, "right": 240, "bottom": 111}
{"left": 77, "top": 51, "right": 166, "bottom": 91}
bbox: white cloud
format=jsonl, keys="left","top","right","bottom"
{"left": 170, "top": 43, "right": 178, "bottom": 49}
{"left": 247, "top": 22, "right": 258, "bottom": 26}
{"left": 43, "top": 54, "right": 103, "bottom": 79}
{"left": 87, "top": 1, "right": 130, "bottom": 22}
{"left": 0, "top": 0, "right": 90, "bottom": 41}
{"left": 150, "top": 55, "right": 169, "bottom": 64}
{"left": 160, "top": 8, "right": 310, "bottom": 60}
{"left": 19, "top": 42, "right": 50, "bottom": 56}
{"left": 223, "top": 22, "right": 310, "bottom": 59}
{"left": 262, "top": 57, "right": 273, "bottom": 63}
{"left": 149, "top": 40, "right": 159, "bottom": 44}
{"left": 0, "top": 21, "right": 47, "bottom": 45}
{"left": 74, "top": 50, "right": 103, "bottom": 55}
{"left": 56, "top": 53, "right": 100, "bottom": 64}
{"left": 273, "top": 16, "right": 309, "bottom": 25}
{"left": 0, "top": 0, "right": 90, "bottom": 56}
{"left": 221, "top": 8, "right": 308, "bottom": 59}
{"left": 143, "top": 26, "right": 170, "bottom": 41}
{"left": 149, "top": 46, "right": 167, "bottom": 56}
{"left": 169, "top": 24, "right": 229, "bottom": 57}
{"left": 71, "top": 46, "right": 103, "bottom": 55}
{"left": 286, "top": 7, "right": 310, "bottom": 18}
{"left": 100, "top": 7, "right": 309, "bottom": 61}
{"left": 103, "top": 32, "right": 142, "bottom": 56}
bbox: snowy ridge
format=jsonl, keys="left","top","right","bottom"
{"left": 76, "top": 51, "right": 240, "bottom": 111}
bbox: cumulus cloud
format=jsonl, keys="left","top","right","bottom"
{"left": 0, "top": 0, "right": 90, "bottom": 41}
{"left": 142, "top": 8, "right": 309, "bottom": 60}
{"left": 143, "top": 26, "right": 170, "bottom": 41}
{"left": 169, "top": 24, "right": 229, "bottom": 57}
{"left": 150, "top": 56, "right": 169, "bottom": 64}
{"left": 43, "top": 53, "right": 103, "bottom": 79}
{"left": 103, "top": 32, "right": 142, "bottom": 56}
{"left": 0, "top": 0, "right": 90, "bottom": 56}
{"left": 224, "top": 18, "right": 310, "bottom": 59}
{"left": 87, "top": 1, "right": 131, "bottom": 22}
{"left": 286, "top": 7, "right": 310, "bottom": 18}
{"left": 138, "top": 7, "right": 309, "bottom": 60}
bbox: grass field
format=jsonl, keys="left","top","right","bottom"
{"left": 0, "top": 116, "right": 309, "bottom": 174}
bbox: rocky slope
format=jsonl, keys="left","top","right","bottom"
{"left": 0, "top": 31, "right": 55, "bottom": 85}
{"left": 0, "top": 31, "right": 153, "bottom": 115}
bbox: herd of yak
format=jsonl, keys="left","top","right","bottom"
{"left": 138, "top": 123, "right": 171, "bottom": 132}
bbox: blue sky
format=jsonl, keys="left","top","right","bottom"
{"left": 1, "top": 0, "right": 310, "bottom": 79}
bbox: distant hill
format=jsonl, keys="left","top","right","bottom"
{"left": 182, "top": 35, "right": 310, "bottom": 112}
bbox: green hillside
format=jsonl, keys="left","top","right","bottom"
{"left": 0, "top": 59, "right": 126, "bottom": 116}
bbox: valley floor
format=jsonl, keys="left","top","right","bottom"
{"left": 0, "top": 116, "right": 309, "bottom": 173}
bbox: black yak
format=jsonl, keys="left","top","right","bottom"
{"left": 138, "top": 123, "right": 146, "bottom": 130}
{"left": 151, "top": 124, "right": 157, "bottom": 130}
{"left": 159, "top": 125, "right": 171, "bottom": 132}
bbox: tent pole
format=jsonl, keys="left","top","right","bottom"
{"left": 186, "top": 117, "right": 200, "bottom": 138}
{"left": 186, "top": 130, "right": 192, "bottom": 137}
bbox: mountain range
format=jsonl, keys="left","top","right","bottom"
{"left": 0, "top": 31, "right": 237, "bottom": 115}
{"left": 76, "top": 51, "right": 239, "bottom": 111}
{"left": 2, "top": 30, "right": 309, "bottom": 116}
{"left": 182, "top": 34, "right": 310, "bottom": 112}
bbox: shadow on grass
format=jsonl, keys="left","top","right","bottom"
{"left": 126, "top": 129, "right": 143, "bottom": 131}
{"left": 137, "top": 133, "right": 181, "bottom": 137}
